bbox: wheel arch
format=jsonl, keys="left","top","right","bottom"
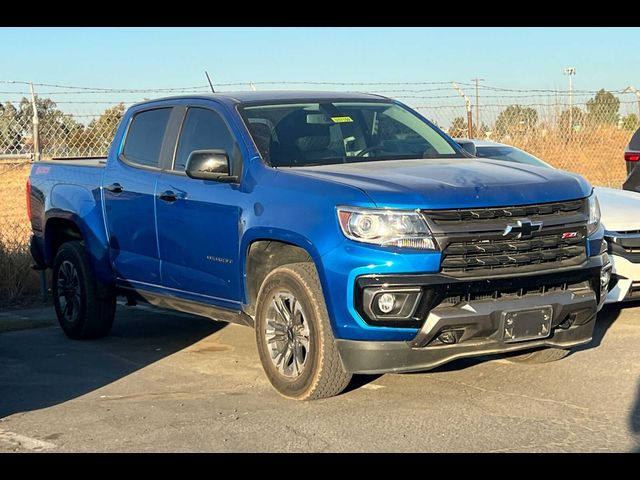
{"left": 241, "top": 229, "right": 325, "bottom": 316}
{"left": 44, "top": 210, "right": 114, "bottom": 285}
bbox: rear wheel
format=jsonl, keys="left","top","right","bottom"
{"left": 52, "top": 241, "right": 116, "bottom": 339}
{"left": 255, "top": 262, "right": 352, "bottom": 400}
{"left": 505, "top": 347, "right": 571, "bottom": 364}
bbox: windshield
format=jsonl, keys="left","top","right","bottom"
{"left": 239, "top": 101, "right": 459, "bottom": 167}
{"left": 475, "top": 146, "right": 551, "bottom": 168}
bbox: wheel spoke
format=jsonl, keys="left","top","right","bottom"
{"left": 71, "top": 295, "right": 80, "bottom": 320}
{"left": 292, "top": 343, "right": 305, "bottom": 376}
{"left": 275, "top": 342, "right": 291, "bottom": 372}
{"left": 267, "top": 319, "right": 287, "bottom": 333}
{"left": 272, "top": 295, "right": 291, "bottom": 323}
{"left": 63, "top": 297, "right": 73, "bottom": 318}
{"left": 266, "top": 331, "right": 287, "bottom": 345}
{"left": 296, "top": 334, "right": 310, "bottom": 350}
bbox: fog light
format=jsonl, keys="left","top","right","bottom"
{"left": 362, "top": 287, "right": 423, "bottom": 321}
{"left": 378, "top": 293, "right": 395, "bottom": 313}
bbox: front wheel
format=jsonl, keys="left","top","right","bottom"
{"left": 255, "top": 262, "right": 352, "bottom": 400}
{"left": 52, "top": 241, "right": 116, "bottom": 339}
{"left": 504, "top": 347, "right": 571, "bottom": 364}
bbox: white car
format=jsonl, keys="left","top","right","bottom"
{"left": 456, "top": 138, "right": 640, "bottom": 304}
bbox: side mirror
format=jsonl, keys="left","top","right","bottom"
{"left": 185, "top": 149, "right": 238, "bottom": 183}
{"left": 457, "top": 141, "right": 477, "bottom": 156}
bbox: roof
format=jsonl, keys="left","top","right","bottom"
{"left": 452, "top": 138, "right": 506, "bottom": 148}
{"left": 133, "top": 90, "right": 389, "bottom": 108}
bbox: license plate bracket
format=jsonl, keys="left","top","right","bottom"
{"left": 501, "top": 306, "right": 553, "bottom": 343}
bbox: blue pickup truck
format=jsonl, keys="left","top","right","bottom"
{"left": 28, "top": 91, "right": 610, "bottom": 400}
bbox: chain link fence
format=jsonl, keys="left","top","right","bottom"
{"left": 0, "top": 80, "right": 637, "bottom": 303}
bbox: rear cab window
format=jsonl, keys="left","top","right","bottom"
{"left": 122, "top": 108, "right": 172, "bottom": 168}
{"left": 629, "top": 128, "right": 640, "bottom": 151}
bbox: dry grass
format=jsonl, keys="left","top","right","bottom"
{"left": 507, "top": 126, "right": 631, "bottom": 188}
{"left": 0, "top": 162, "right": 40, "bottom": 305}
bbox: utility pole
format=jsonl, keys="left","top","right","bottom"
{"left": 452, "top": 82, "right": 473, "bottom": 138}
{"left": 471, "top": 78, "right": 484, "bottom": 135}
{"left": 29, "top": 83, "right": 40, "bottom": 162}
{"left": 563, "top": 67, "right": 576, "bottom": 132}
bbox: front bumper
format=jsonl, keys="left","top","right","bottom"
{"left": 337, "top": 254, "right": 606, "bottom": 374}
{"left": 337, "top": 315, "right": 594, "bottom": 374}
{"left": 604, "top": 232, "right": 640, "bottom": 303}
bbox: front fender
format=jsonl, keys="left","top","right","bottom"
{"left": 45, "top": 184, "right": 113, "bottom": 284}
{"left": 240, "top": 226, "right": 326, "bottom": 296}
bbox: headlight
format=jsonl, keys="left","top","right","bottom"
{"left": 587, "top": 193, "right": 601, "bottom": 236}
{"left": 337, "top": 206, "right": 437, "bottom": 250}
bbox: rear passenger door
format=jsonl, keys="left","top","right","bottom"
{"left": 155, "top": 104, "right": 243, "bottom": 308}
{"left": 103, "top": 107, "right": 173, "bottom": 286}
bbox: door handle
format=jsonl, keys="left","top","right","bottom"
{"left": 159, "top": 190, "right": 178, "bottom": 202}
{"left": 106, "top": 183, "right": 124, "bottom": 194}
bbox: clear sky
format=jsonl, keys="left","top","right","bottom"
{"left": 2, "top": 27, "right": 637, "bottom": 89}
{"left": 1, "top": 27, "right": 638, "bottom": 125}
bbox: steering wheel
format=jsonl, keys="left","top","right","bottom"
{"left": 355, "top": 144, "right": 390, "bottom": 157}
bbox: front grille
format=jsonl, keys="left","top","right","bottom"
{"left": 441, "top": 229, "right": 587, "bottom": 274}
{"left": 424, "top": 199, "right": 584, "bottom": 225}
{"left": 421, "top": 200, "right": 589, "bottom": 277}
{"left": 607, "top": 232, "right": 640, "bottom": 254}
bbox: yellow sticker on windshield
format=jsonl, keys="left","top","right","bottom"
{"left": 331, "top": 116, "right": 353, "bottom": 123}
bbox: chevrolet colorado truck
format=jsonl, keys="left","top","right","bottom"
{"left": 28, "top": 91, "right": 610, "bottom": 400}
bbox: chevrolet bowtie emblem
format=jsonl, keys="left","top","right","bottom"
{"left": 503, "top": 219, "right": 543, "bottom": 239}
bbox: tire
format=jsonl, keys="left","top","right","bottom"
{"left": 254, "top": 262, "right": 352, "bottom": 400}
{"left": 505, "top": 347, "right": 571, "bottom": 364}
{"left": 51, "top": 240, "right": 116, "bottom": 339}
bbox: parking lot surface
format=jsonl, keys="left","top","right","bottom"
{"left": 1, "top": 301, "right": 639, "bottom": 452}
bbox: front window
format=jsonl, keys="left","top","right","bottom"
{"left": 475, "top": 146, "right": 550, "bottom": 168}
{"left": 240, "top": 101, "right": 459, "bottom": 167}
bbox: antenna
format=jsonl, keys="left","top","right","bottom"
{"left": 205, "top": 71, "right": 215, "bottom": 93}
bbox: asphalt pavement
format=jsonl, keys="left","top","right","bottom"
{"left": 1, "top": 300, "right": 639, "bottom": 452}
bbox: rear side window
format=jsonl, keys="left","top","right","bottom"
{"left": 122, "top": 108, "right": 172, "bottom": 168}
{"left": 174, "top": 107, "right": 236, "bottom": 171}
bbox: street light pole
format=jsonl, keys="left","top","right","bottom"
{"left": 563, "top": 67, "right": 576, "bottom": 132}
{"left": 452, "top": 82, "right": 473, "bottom": 138}
{"left": 471, "top": 78, "right": 484, "bottom": 135}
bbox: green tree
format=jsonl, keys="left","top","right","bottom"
{"left": 621, "top": 113, "right": 639, "bottom": 131}
{"left": 83, "top": 103, "right": 125, "bottom": 155}
{"left": 586, "top": 89, "right": 620, "bottom": 125}
{"left": 558, "top": 106, "right": 585, "bottom": 132}
{"left": 449, "top": 116, "right": 468, "bottom": 137}
{"left": 495, "top": 105, "right": 538, "bottom": 136}
{"left": 0, "top": 102, "right": 24, "bottom": 154}
{"left": 15, "top": 97, "right": 83, "bottom": 157}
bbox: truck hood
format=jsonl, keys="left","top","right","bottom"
{"left": 289, "top": 158, "right": 591, "bottom": 209}
{"left": 593, "top": 186, "right": 640, "bottom": 232}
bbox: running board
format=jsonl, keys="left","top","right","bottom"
{"left": 118, "top": 286, "right": 254, "bottom": 328}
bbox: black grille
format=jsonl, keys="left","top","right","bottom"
{"left": 421, "top": 200, "right": 590, "bottom": 276}
{"left": 607, "top": 233, "right": 640, "bottom": 253}
{"left": 441, "top": 228, "right": 587, "bottom": 274}
{"left": 423, "top": 199, "right": 585, "bottom": 225}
